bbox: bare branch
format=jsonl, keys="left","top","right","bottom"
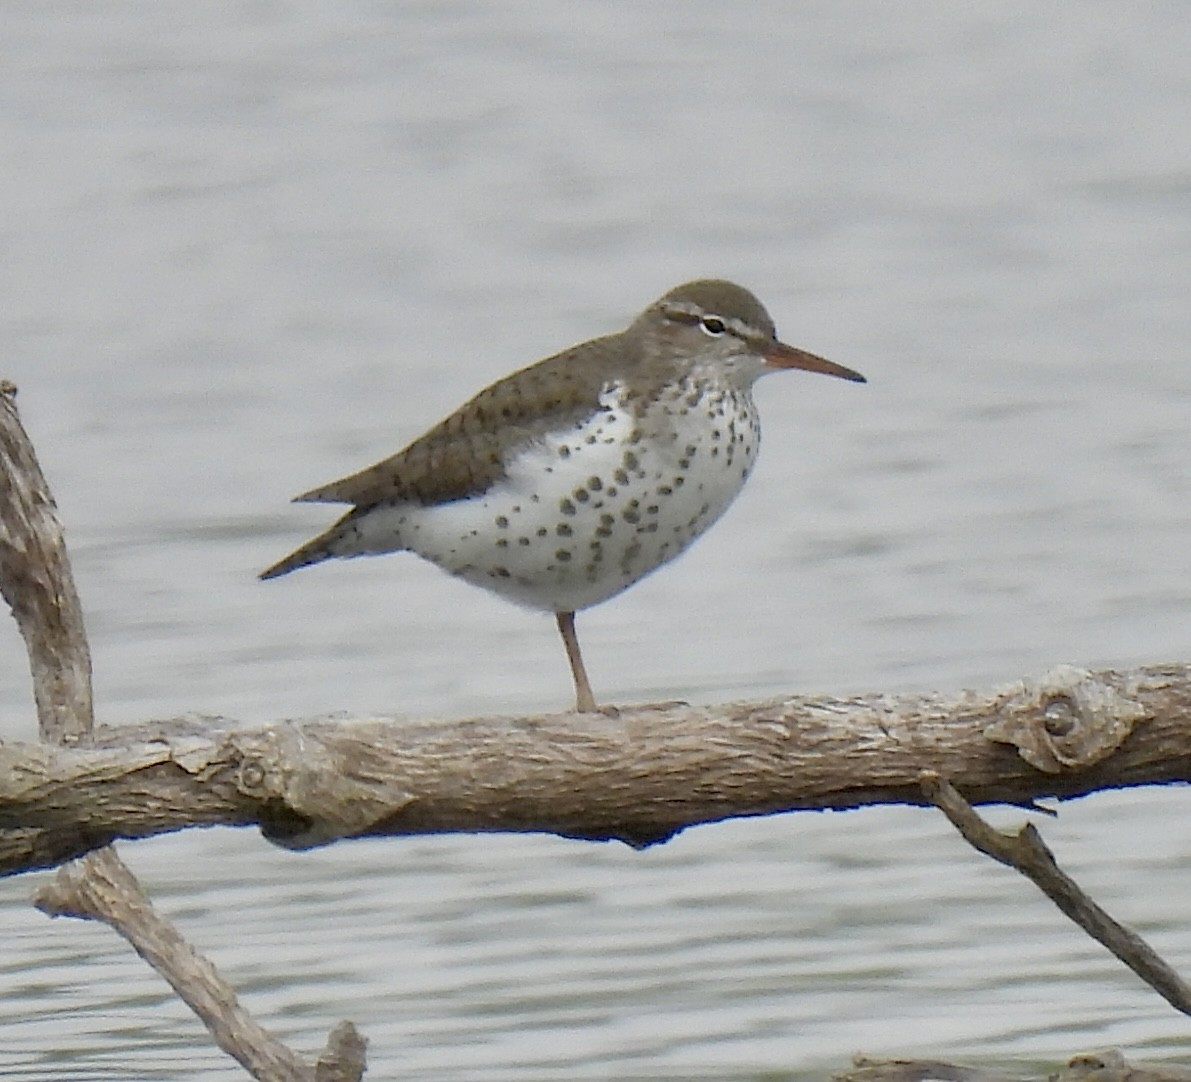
{"left": 1, "top": 660, "right": 1189, "bottom": 876}
{"left": 921, "top": 773, "right": 1191, "bottom": 1016}
{"left": 0, "top": 383, "right": 365, "bottom": 1079}
{"left": 834, "top": 1050, "right": 1191, "bottom": 1082}
{"left": 6, "top": 378, "right": 1191, "bottom": 1066}
{"left": 0, "top": 381, "right": 93, "bottom": 741}
{"left": 35, "top": 849, "right": 318, "bottom": 1081}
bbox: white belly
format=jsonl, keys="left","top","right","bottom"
{"left": 349, "top": 381, "right": 761, "bottom": 613}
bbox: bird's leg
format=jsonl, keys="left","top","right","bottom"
{"left": 555, "top": 610, "right": 598, "bottom": 712}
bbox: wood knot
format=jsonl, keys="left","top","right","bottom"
{"left": 237, "top": 757, "right": 268, "bottom": 793}
{"left": 984, "top": 665, "right": 1149, "bottom": 773}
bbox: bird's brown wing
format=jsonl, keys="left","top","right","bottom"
{"left": 295, "top": 338, "right": 622, "bottom": 509}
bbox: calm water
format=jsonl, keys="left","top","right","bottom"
{"left": 2, "top": 3, "right": 1190, "bottom": 1078}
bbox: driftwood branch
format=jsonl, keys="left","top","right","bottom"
{"left": 0, "top": 383, "right": 366, "bottom": 1081}
{"left": 921, "top": 773, "right": 1191, "bottom": 1017}
{"left": 0, "top": 380, "right": 93, "bottom": 741}
{"left": 5, "top": 378, "right": 1191, "bottom": 1072}
{"left": 1, "top": 660, "right": 1189, "bottom": 877}
{"left": 33, "top": 849, "right": 366, "bottom": 1081}
{"left": 834, "top": 1049, "right": 1191, "bottom": 1082}
{"left": 34, "top": 850, "right": 324, "bottom": 1080}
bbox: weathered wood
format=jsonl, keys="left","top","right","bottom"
{"left": 0, "top": 382, "right": 366, "bottom": 1080}
{"left": 5, "top": 378, "right": 1191, "bottom": 1069}
{"left": 0, "top": 381, "right": 93, "bottom": 741}
{"left": 921, "top": 774, "right": 1191, "bottom": 1017}
{"left": 835, "top": 1050, "right": 1191, "bottom": 1082}
{"left": 35, "top": 849, "right": 319, "bottom": 1081}
{"left": 1, "top": 661, "right": 1187, "bottom": 876}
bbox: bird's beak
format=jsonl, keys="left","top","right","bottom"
{"left": 763, "top": 340, "right": 866, "bottom": 383}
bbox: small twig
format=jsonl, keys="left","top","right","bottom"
{"left": 35, "top": 849, "right": 319, "bottom": 1080}
{"left": 920, "top": 770, "right": 1191, "bottom": 1016}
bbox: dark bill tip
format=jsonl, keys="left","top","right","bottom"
{"left": 764, "top": 340, "right": 866, "bottom": 383}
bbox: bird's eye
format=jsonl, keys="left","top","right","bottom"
{"left": 700, "top": 316, "right": 726, "bottom": 337}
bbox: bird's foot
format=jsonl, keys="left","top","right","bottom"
{"left": 586, "top": 699, "right": 689, "bottom": 717}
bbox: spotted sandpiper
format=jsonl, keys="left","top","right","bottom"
{"left": 261, "top": 280, "right": 865, "bottom": 711}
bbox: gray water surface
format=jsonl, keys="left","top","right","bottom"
{"left": 2, "top": 3, "right": 1190, "bottom": 1078}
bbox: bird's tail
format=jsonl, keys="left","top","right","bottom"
{"left": 259, "top": 529, "right": 340, "bottom": 581}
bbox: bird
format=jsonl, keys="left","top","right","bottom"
{"left": 260, "top": 279, "right": 865, "bottom": 711}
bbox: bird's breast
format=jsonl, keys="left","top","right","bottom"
{"left": 388, "top": 380, "right": 762, "bottom": 612}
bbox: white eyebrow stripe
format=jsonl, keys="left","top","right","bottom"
{"left": 660, "top": 302, "right": 756, "bottom": 339}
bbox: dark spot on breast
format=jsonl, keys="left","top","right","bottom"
{"left": 588, "top": 476, "right": 603, "bottom": 491}
{"left": 557, "top": 523, "right": 573, "bottom": 537}
{"left": 614, "top": 468, "right": 629, "bottom": 486}
{"left": 574, "top": 488, "right": 590, "bottom": 503}
{"left": 555, "top": 548, "right": 572, "bottom": 562}
{"left": 560, "top": 498, "right": 577, "bottom": 516}
{"left": 558, "top": 445, "right": 571, "bottom": 458}
{"left": 495, "top": 515, "right": 509, "bottom": 528}
{"left": 623, "top": 451, "right": 640, "bottom": 471}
